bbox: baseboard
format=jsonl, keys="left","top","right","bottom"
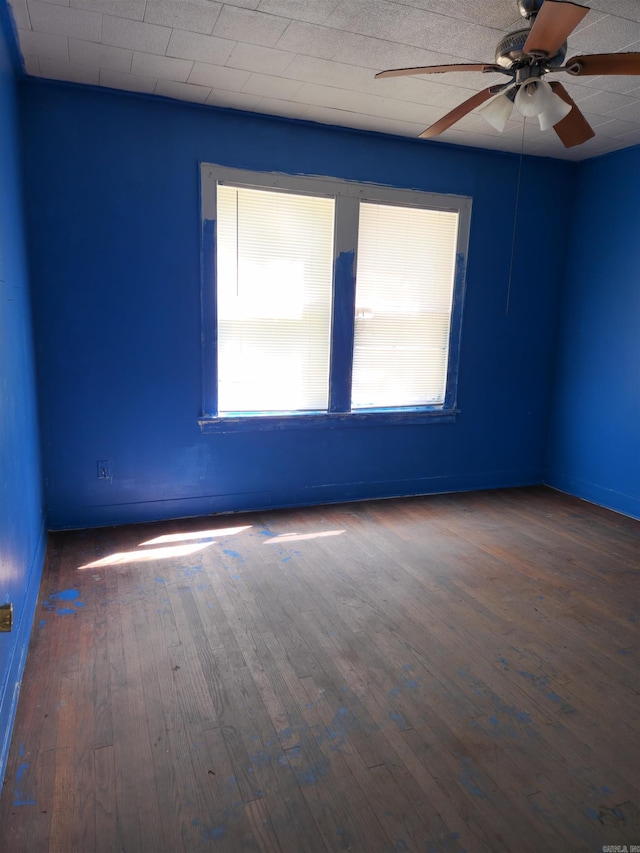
{"left": 0, "top": 522, "right": 47, "bottom": 790}
{"left": 47, "top": 468, "right": 544, "bottom": 530}
{"left": 544, "top": 473, "right": 640, "bottom": 520}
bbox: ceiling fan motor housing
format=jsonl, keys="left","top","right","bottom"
{"left": 495, "top": 28, "right": 567, "bottom": 68}
{"left": 517, "top": 0, "right": 545, "bottom": 18}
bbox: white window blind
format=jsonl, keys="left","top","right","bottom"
{"left": 216, "top": 184, "right": 335, "bottom": 415}
{"left": 351, "top": 201, "right": 459, "bottom": 409}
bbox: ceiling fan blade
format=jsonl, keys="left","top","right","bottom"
{"left": 524, "top": 0, "right": 589, "bottom": 58}
{"left": 375, "top": 63, "right": 509, "bottom": 79}
{"left": 564, "top": 52, "right": 640, "bottom": 76}
{"left": 419, "top": 87, "right": 500, "bottom": 139}
{"left": 549, "top": 81, "right": 595, "bottom": 147}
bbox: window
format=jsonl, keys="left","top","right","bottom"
{"left": 216, "top": 185, "right": 334, "bottom": 415}
{"left": 200, "top": 165, "right": 470, "bottom": 431}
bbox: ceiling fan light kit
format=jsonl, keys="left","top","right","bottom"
{"left": 375, "top": 0, "right": 640, "bottom": 149}
{"left": 479, "top": 92, "right": 515, "bottom": 132}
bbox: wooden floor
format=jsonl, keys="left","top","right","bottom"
{"left": 1, "top": 486, "right": 639, "bottom": 852}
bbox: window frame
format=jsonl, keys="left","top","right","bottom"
{"left": 199, "top": 163, "right": 471, "bottom": 434}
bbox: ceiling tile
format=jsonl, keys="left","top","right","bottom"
{"left": 39, "top": 55, "right": 99, "bottom": 82}
{"left": 70, "top": 0, "right": 145, "bottom": 20}
{"left": 213, "top": 6, "right": 289, "bottom": 47}
{"left": 251, "top": 95, "right": 313, "bottom": 119}
{"left": 296, "top": 80, "right": 441, "bottom": 124}
{"left": 99, "top": 67, "right": 156, "bottom": 93}
{"left": 275, "top": 20, "right": 343, "bottom": 59}
{"left": 287, "top": 101, "right": 426, "bottom": 136}
{"left": 155, "top": 78, "right": 212, "bottom": 103}
{"left": 217, "top": 0, "right": 260, "bottom": 9}
{"left": 587, "top": 1, "right": 640, "bottom": 23}
{"left": 285, "top": 53, "right": 384, "bottom": 94}
{"left": 101, "top": 15, "right": 171, "bottom": 54}
{"left": 224, "top": 42, "right": 295, "bottom": 75}
{"left": 568, "top": 13, "right": 640, "bottom": 53}
{"left": 614, "top": 128, "right": 640, "bottom": 144}
{"left": 23, "top": 54, "right": 40, "bottom": 73}
{"left": 574, "top": 89, "right": 639, "bottom": 116}
{"left": 331, "top": 31, "right": 442, "bottom": 70}
{"left": 188, "top": 62, "right": 250, "bottom": 90}
{"left": 383, "top": 6, "right": 478, "bottom": 55}
{"left": 323, "top": 0, "right": 412, "bottom": 41}
{"left": 256, "top": 0, "right": 339, "bottom": 26}
{"left": 242, "top": 72, "right": 302, "bottom": 99}
{"left": 574, "top": 72, "right": 640, "bottom": 96}
{"left": 166, "top": 29, "right": 235, "bottom": 65}
{"left": 18, "top": 27, "right": 68, "bottom": 60}
{"left": 69, "top": 35, "right": 131, "bottom": 71}
{"left": 284, "top": 53, "right": 468, "bottom": 107}
{"left": 29, "top": 0, "right": 70, "bottom": 6}
{"left": 143, "top": 1, "right": 222, "bottom": 36}
{"left": 131, "top": 50, "right": 193, "bottom": 82}
{"left": 588, "top": 116, "right": 638, "bottom": 137}
{"left": 28, "top": 0, "right": 101, "bottom": 40}
{"left": 204, "top": 88, "right": 262, "bottom": 109}
{"left": 398, "top": 0, "right": 519, "bottom": 30}
{"left": 8, "top": 0, "right": 31, "bottom": 29}
{"left": 608, "top": 97, "right": 640, "bottom": 122}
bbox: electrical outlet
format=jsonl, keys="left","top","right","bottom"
{"left": 97, "top": 460, "right": 112, "bottom": 480}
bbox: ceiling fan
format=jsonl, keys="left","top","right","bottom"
{"left": 375, "top": 0, "right": 640, "bottom": 147}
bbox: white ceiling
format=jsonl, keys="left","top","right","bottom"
{"left": 8, "top": 0, "right": 640, "bottom": 160}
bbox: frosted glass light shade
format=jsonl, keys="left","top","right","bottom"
{"left": 538, "top": 93, "right": 572, "bottom": 130}
{"left": 480, "top": 93, "right": 514, "bottom": 132}
{"left": 515, "top": 79, "right": 553, "bottom": 117}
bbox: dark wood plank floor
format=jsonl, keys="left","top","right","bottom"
{"left": 1, "top": 486, "right": 639, "bottom": 852}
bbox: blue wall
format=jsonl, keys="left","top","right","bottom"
{"left": 0, "top": 7, "right": 45, "bottom": 783}
{"left": 20, "top": 80, "right": 576, "bottom": 530}
{"left": 546, "top": 146, "right": 640, "bottom": 518}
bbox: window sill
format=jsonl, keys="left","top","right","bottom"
{"left": 198, "top": 408, "right": 458, "bottom": 433}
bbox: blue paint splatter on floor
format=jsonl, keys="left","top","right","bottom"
{"left": 299, "top": 762, "right": 328, "bottom": 786}
{"left": 281, "top": 556, "right": 291, "bottom": 563}
{"left": 192, "top": 817, "right": 227, "bottom": 842}
{"left": 43, "top": 589, "right": 84, "bottom": 616}
{"left": 458, "top": 758, "right": 486, "bottom": 799}
{"left": 39, "top": 620, "right": 46, "bottom": 630}
{"left": 57, "top": 589, "right": 80, "bottom": 601}
{"left": 389, "top": 710, "right": 409, "bottom": 730}
{"left": 14, "top": 761, "right": 36, "bottom": 806}
{"left": 155, "top": 577, "right": 165, "bottom": 584}
{"left": 223, "top": 549, "right": 241, "bottom": 559}
{"left": 182, "top": 565, "right": 203, "bottom": 578}
{"left": 516, "top": 670, "right": 572, "bottom": 709}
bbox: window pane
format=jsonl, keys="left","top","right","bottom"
{"left": 352, "top": 202, "right": 459, "bottom": 409}
{"left": 217, "top": 185, "right": 334, "bottom": 414}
